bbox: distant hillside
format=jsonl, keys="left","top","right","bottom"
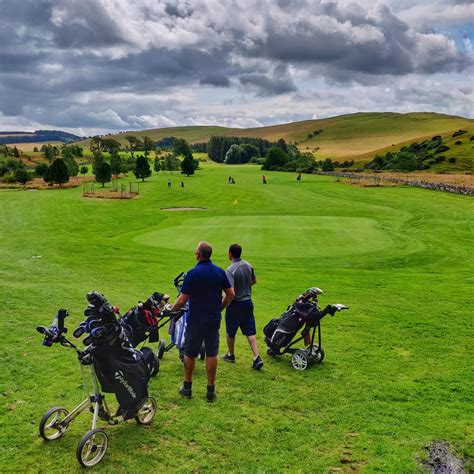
{"left": 0, "top": 130, "right": 81, "bottom": 145}
{"left": 76, "top": 112, "right": 473, "bottom": 163}
{"left": 78, "top": 126, "right": 233, "bottom": 149}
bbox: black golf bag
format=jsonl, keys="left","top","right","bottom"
{"left": 120, "top": 292, "right": 165, "bottom": 346}
{"left": 263, "top": 287, "right": 349, "bottom": 370}
{"left": 77, "top": 292, "right": 150, "bottom": 420}
{"left": 264, "top": 299, "right": 323, "bottom": 351}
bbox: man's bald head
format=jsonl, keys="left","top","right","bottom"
{"left": 195, "top": 241, "right": 212, "bottom": 261}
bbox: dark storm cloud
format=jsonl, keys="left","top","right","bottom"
{"left": 0, "top": 0, "right": 471, "bottom": 133}
{"left": 200, "top": 74, "right": 231, "bottom": 87}
{"left": 239, "top": 65, "right": 297, "bottom": 96}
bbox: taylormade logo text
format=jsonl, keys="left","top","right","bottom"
{"left": 114, "top": 371, "right": 137, "bottom": 399}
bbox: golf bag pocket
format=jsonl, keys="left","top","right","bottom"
{"left": 93, "top": 348, "right": 149, "bottom": 420}
{"left": 263, "top": 319, "right": 279, "bottom": 339}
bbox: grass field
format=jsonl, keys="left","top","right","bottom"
{"left": 0, "top": 163, "right": 472, "bottom": 472}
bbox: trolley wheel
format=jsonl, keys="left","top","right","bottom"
{"left": 291, "top": 350, "right": 310, "bottom": 371}
{"left": 135, "top": 397, "right": 157, "bottom": 425}
{"left": 309, "top": 345, "right": 325, "bottom": 364}
{"left": 39, "top": 406, "right": 69, "bottom": 441}
{"left": 158, "top": 339, "right": 166, "bottom": 360}
{"left": 267, "top": 348, "right": 276, "bottom": 357}
{"left": 76, "top": 428, "right": 108, "bottom": 468}
{"left": 150, "top": 353, "right": 160, "bottom": 377}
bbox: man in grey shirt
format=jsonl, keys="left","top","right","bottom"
{"left": 221, "top": 243, "right": 263, "bottom": 370}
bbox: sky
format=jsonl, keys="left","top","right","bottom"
{"left": 0, "top": 0, "right": 473, "bottom": 136}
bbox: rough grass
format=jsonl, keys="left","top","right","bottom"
{"left": 0, "top": 163, "right": 472, "bottom": 472}
{"left": 11, "top": 141, "right": 64, "bottom": 152}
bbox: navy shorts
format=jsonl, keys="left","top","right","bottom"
{"left": 184, "top": 321, "right": 220, "bottom": 358}
{"left": 225, "top": 300, "right": 256, "bottom": 337}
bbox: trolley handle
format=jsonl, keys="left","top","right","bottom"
{"left": 173, "top": 272, "right": 186, "bottom": 291}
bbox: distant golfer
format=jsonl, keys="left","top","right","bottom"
{"left": 297, "top": 172, "right": 301, "bottom": 181}
{"left": 221, "top": 243, "right": 263, "bottom": 370}
{"left": 172, "top": 242, "right": 234, "bottom": 401}
{"left": 228, "top": 176, "right": 232, "bottom": 184}
{"left": 181, "top": 181, "right": 184, "bottom": 188}
{"left": 168, "top": 179, "right": 171, "bottom": 189}
{"left": 262, "top": 175, "right": 267, "bottom": 184}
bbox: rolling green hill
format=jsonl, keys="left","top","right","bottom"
{"left": 75, "top": 112, "right": 473, "bottom": 166}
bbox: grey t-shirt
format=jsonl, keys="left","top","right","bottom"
{"left": 226, "top": 259, "right": 255, "bottom": 302}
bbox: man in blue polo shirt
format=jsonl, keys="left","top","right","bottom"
{"left": 172, "top": 241, "right": 234, "bottom": 401}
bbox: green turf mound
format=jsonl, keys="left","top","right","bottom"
{"left": 133, "top": 215, "right": 392, "bottom": 257}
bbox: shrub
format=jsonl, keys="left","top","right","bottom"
{"left": 2, "top": 172, "right": 17, "bottom": 183}
{"left": 35, "top": 163, "right": 49, "bottom": 177}
{"left": 321, "top": 158, "right": 335, "bottom": 172}
{"left": 452, "top": 129, "right": 467, "bottom": 138}
{"left": 454, "top": 140, "right": 462, "bottom": 145}
{"left": 435, "top": 145, "right": 449, "bottom": 154}
{"left": 262, "top": 147, "right": 289, "bottom": 170}
{"left": 448, "top": 157, "right": 456, "bottom": 163}
{"left": 14, "top": 168, "right": 32, "bottom": 184}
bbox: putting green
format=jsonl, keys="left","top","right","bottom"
{"left": 133, "top": 215, "right": 392, "bottom": 257}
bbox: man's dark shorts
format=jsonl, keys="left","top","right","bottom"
{"left": 225, "top": 300, "right": 256, "bottom": 338}
{"left": 184, "top": 321, "right": 220, "bottom": 358}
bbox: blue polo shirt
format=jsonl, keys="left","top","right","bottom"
{"left": 181, "top": 260, "right": 231, "bottom": 326}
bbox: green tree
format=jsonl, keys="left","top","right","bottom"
{"left": 181, "top": 154, "right": 195, "bottom": 176}
{"left": 101, "top": 138, "right": 121, "bottom": 154}
{"left": 92, "top": 150, "right": 105, "bottom": 175}
{"left": 173, "top": 138, "right": 193, "bottom": 160}
{"left": 66, "top": 156, "right": 79, "bottom": 178}
{"left": 126, "top": 135, "right": 140, "bottom": 158}
{"left": 240, "top": 143, "right": 260, "bottom": 163}
{"left": 33, "top": 146, "right": 39, "bottom": 152}
{"left": 14, "top": 168, "right": 32, "bottom": 184}
{"left": 134, "top": 155, "right": 151, "bottom": 181}
{"left": 95, "top": 161, "right": 112, "bottom": 187}
{"left": 80, "top": 165, "right": 88, "bottom": 176}
{"left": 163, "top": 154, "right": 180, "bottom": 173}
{"left": 13, "top": 146, "right": 20, "bottom": 158}
{"left": 90, "top": 136, "right": 103, "bottom": 153}
{"left": 225, "top": 144, "right": 243, "bottom": 164}
{"left": 47, "top": 158, "right": 69, "bottom": 186}
{"left": 262, "top": 147, "right": 289, "bottom": 170}
{"left": 43, "top": 144, "right": 54, "bottom": 163}
{"left": 153, "top": 157, "right": 161, "bottom": 174}
{"left": 143, "top": 136, "right": 154, "bottom": 157}
{"left": 109, "top": 150, "right": 122, "bottom": 177}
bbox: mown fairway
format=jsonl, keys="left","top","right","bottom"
{"left": 0, "top": 164, "right": 472, "bottom": 472}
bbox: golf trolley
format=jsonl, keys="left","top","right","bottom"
{"left": 264, "top": 287, "right": 349, "bottom": 370}
{"left": 36, "top": 294, "right": 158, "bottom": 468}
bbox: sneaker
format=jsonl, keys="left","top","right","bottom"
{"left": 179, "top": 386, "right": 192, "bottom": 399}
{"left": 252, "top": 356, "right": 264, "bottom": 370}
{"left": 206, "top": 391, "right": 216, "bottom": 402}
{"left": 221, "top": 353, "right": 235, "bottom": 363}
